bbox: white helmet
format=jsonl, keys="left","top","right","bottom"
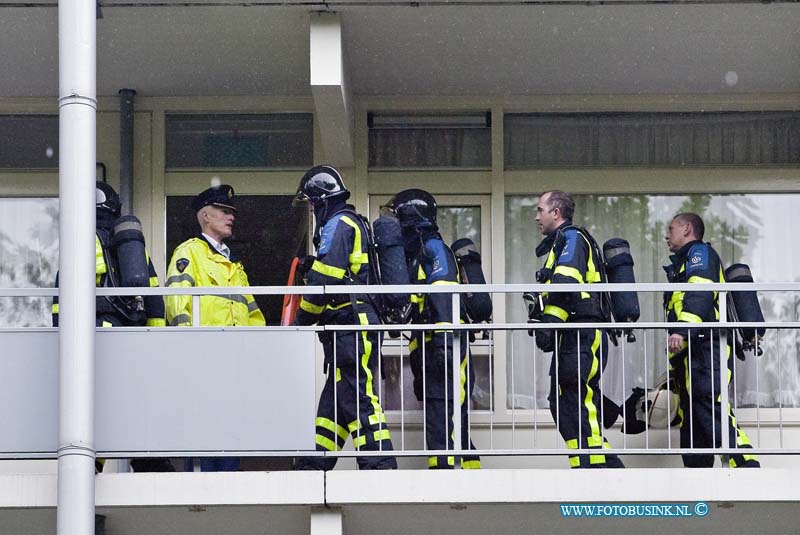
{"left": 622, "top": 373, "right": 680, "bottom": 434}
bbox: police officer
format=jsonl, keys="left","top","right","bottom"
{"left": 664, "top": 212, "right": 759, "bottom": 468}
{"left": 293, "top": 165, "right": 396, "bottom": 471}
{"left": 52, "top": 181, "right": 173, "bottom": 473}
{"left": 533, "top": 190, "right": 623, "bottom": 469}
{"left": 165, "top": 184, "right": 265, "bottom": 472}
{"left": 386, "top": 189, "right": 480, "bottom": 470}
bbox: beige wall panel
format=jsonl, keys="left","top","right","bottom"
{"left": 367, "top": 171, "right": 492, "bottom": 196}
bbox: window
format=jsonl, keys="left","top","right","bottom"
{"left": 505, "top": 193, "right": 800, "bottom": 410}
{"left": 166, "top": 114, "right": 313, "bottom": 169}
{"left": 368, "top": 113, "right": 491, "bottom": 169}
{"left": 504, "top": 112, "right": 800, "bottom": 169}
{"left": 0, "top": 115, "right": 59, "bottom": 169}
{"left": 0, "top": 198, "right": 59, "bottom": 327}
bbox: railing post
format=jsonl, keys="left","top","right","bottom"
{"left": 452, "top": 292, "right": 462, "bottom": 461}
{"left": 719, "top": 291, "right": 731, "bottom": 454}
{"left": 192, "top": 295, "right": 201, "bottom": 327}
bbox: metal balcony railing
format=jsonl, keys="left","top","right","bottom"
{"left": 1, "top": 282, "right": 798, "bottom": 466}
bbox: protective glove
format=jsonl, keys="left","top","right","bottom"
{"left": 297, "top": 255, "right": 316, "bottom": 276}
{"left": 535, "top": 328, "right": 555, "bottom": 353}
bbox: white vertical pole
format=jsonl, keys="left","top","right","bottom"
{"left": 57, "top": 0, "right": 97, "bottom": 533}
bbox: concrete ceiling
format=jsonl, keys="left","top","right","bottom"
{"left": 0, "top": 3, "right": 798, "bottom": 98}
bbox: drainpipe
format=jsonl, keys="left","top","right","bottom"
{"left": 118, "top": 89, "right": 136, "bottom": 215}
{"left": 57, "top": 0, "right": 97, "bottom": 533}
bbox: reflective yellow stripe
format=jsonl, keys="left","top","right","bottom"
{"left": 300, "top": 298, "right": 325, "bottom": 315}
{"left": 149, "top": 276, "right": 159, "bottom": 287}
{"left": 51, "top": 303, "right": 59, "bottom": 314}
{"left": 317, "top": 417, "right": 349, "bottom": 441}
{"left": 583, "top": 330, "right": 603, "bottom": 452}
{"left": 369, "top": 413, "right": 387, "bottom": 426}
{"left": 569, "top": 456, "right": 580, "bottom": 468}
{"left": 589, "top": 454, "right": 607, "bottom": 465}
{"left": 428, "top": 456, "right": 455, "bottom": 468}
{"left": 95, "top": 236, "right": 106, "bottom": 275}
{"left": 336, "top": 367, "right": 342, "bottom": 382}
{"left": 544, "top": 304, "right": 568, "bottom": 322}
{"left": 432, "top": 280, "right": 458, "bottom": 286}
{"left": 311, "top": 260, "right": 346, "bottom": 280}
{"left": 374, "top": 429, "right": 391, "bottom": 442}
{"left": 678, "top": 311, "right": 703, "bottom": 323}
{"left": 146, "top": 318, "right": 166, "bottom": 327}
{"left": 553, "top": 265, "right": 584, "bottom": 283}
{"left": 316, "top": 434, "right": 340, "bottom": 452}
{"left": 461, "top": 460, "right": 481, "bottom": 470}
{"left": 687, "top": 275, "right": 714, "bottom": 284}
{"left": 358, "top": 312, "right": 385, "bottom": 433}
{"left": 340, "top": 215, "right": 369, "bottom": 275}
{"left": 354, "top": 434, "right": 367, "bottom": 447}
{"left": 408, "top": 338, "right": 419, "bottom": 353}
{"left": 566, "top": 439, "right": 578, "bottom": 449}
{"left": 101, "top": 321, "right": 112, "bottom": 327}
{"left": 348, "top": 420, "right": 361, "bottom": 433}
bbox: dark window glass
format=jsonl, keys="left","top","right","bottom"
{"left": 505, "top": 112, "right": 800, "bottom": 168}
{"left": 166, "top": 194, "right": 308, "bottom": 323}
{"left": 0, "top": 115, "right": 59, "bottom": 169}
{"left": 368, "top": 113, "right": 491, "bottom": 168}
{"left": 166, "top": 114, "right": 313, "bottom": 169}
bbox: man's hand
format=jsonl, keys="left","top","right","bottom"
{"left": 668, "top": 333, "right": 686, "bottom": 353}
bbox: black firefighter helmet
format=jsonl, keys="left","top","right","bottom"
{"left": 96, "top": 181, "right": 121, "bottom": 217}
{"left": 294, "top": 165, "right": 350, "bottom": 206}
{"left": 385, "top": 188, "right": 438, "bottom": 230}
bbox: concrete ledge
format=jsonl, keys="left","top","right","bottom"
{"left": 325, "top": 468, "right": 800, "bottom": 504}
{"left": 2, "top": 469, "right": 799, "bottom": 510}
{"left": 0, "top": 472, "right": 325, "bottom": 508}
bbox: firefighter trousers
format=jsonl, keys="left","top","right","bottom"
{"left": 296, "top": 307, "right": 396, "bottom": 470}
{"left": 670, "top": 330, "right": 759, "bottom": 468}
{"left": 548, "top": 328, "right": 624, "bottom": 469}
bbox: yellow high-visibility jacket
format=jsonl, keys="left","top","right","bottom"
{"left": 165, "top": 237, "right": 265, "bottom": 327}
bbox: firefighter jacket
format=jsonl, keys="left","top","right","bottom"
{"left": 296, "top": 206, "right": 371, "bottom": 326}
{"left": 165, "top": 237, "right": 265, "bottom": 327}
{"left": 52, "top": 232, "right": 165, "bottom": 328}
{"left": 537, "top": 221, "right": 604, "bottom": 324}
{"left": 664, "top": 240, "right": 724, "bottom": 340}
{"left": 408, "top": 231, "right": 462, "bottom": 327}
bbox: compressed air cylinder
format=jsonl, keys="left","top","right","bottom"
{"left": 725, "top": 263, "right": 766, "bottom": 342}
{"left": 373, "top": 214, "right": 410, "bottom": 310}
{"left": 451, "top": 238, "right": 493, "bottom": 323}
{"left": 112, "top": 215, "right": 150, "bottom": 288}
{"left": 602, "top": 238, "right": 640, "bottom": 323}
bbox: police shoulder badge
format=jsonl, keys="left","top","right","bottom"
{"left": 176, "top": 258, "right": 190, "bottom": 273}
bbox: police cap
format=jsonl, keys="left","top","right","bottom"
{"left": 192, "top": 184, "right": 237, "bottom": 213}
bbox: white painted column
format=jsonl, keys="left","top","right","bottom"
{"left": 310, "top": 506, "right": 343, "bottom": 535}
{"left": 310, "top": 12, "right": 354, "bottom": 168}
{"left": 57, "top": 0, "right": 97, "bottom": 532}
